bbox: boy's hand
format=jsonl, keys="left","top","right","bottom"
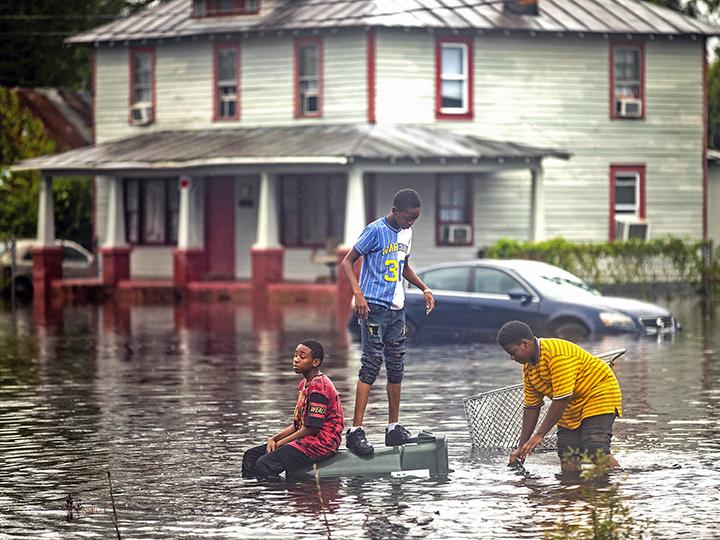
{"left": 354, "top": 292, "right": 369, "bottom": 319}
{"left": 423, "top": 290, "right": 435, "bottom": 314}
{"left": 266, "top": 438, "right": 277, "bottom": 453}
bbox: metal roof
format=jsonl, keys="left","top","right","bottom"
{"left": 12, "top": 124, "right": 570, "bottom": 174}
{"left": 67, "top": 0, "right": 720, "bottom": 44}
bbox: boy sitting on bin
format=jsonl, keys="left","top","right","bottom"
{"left": 241, "top": 339, "right": 344, "bottom": 479}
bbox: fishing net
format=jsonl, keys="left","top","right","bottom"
{"left": 463, "top": 348, "right": 625, "bottom": 449}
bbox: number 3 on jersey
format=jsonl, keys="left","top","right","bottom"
{"left": 384, "top": 259, "right": 404, "bottom": 282}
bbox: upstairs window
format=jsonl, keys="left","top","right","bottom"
{"left": 124, "top": 179, "right": 179, "bottom": 245}
{"left": 437, "top": 174, "right": 473, "bottom": 246}
{"left": 436, "top": 37, "right": 473, "bottom": 120}
{"left": 193, "top": 0, "right": 260, "bottom": 17}
{"left": 611, "top": 43, "right": 645, "bottom": 119}
{"left": 213, "top": 44, "right": 240, "bottom": 121}
{"left": 129, "top": 48, "right": 155, "bottom": 125}
{"left": 295, "top": 38, "right": 322, "bottom": 118}
{"left": 610, "top": 165, "right": 647, "bottom": 240}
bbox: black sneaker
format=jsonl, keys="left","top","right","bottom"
{"left": 346, "top": 427, "right": 374, "bottom": 456}
{"left": 385, "top": 424, "right": 413, "bottom": 446}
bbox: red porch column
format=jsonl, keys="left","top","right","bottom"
{"left": 101, "top": 247, "right": 131, "bottom": 285}
{"left": 31, "top": 246, "right": 62, "bottom": 302}
{"left": 173, "top": 248, "right": 206, "bottom": 286}
{"left": 251, "top": 247, "right": 283, "bottom": 292}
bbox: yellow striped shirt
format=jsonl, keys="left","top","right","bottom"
{"left": 522, "top": 338, "right": 622, "bottom": 430}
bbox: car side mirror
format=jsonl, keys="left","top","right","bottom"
{"left": 508, "top": 289, "right": 532, "bottom": 304}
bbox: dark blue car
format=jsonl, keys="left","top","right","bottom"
{"left": 401, "top": 259, "right": 679, "bottom": 341}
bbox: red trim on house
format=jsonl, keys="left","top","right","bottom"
{"left": 212, "top": 42, "right": 241, "bottom": 121}
{"left": 128, "top": 47, "right": 156, "bottom": 125}
{"left": 294, "top": 37, "right": 323, "bottom": 119}
{"left": 91, "top": 49, "right": 97, "bottom": 256}
{"left": 435, "top": 35, "right": 474, "bottom": 121}
{"left": 703, "top": 39, "right": 708, "bottom": 240}
{"left": 192, "top": 0, "right": 260, "bottom": 17}
{"left": 609, "top": 40, "right": 645, "bottom": 120}
{"left": 367, "top": 29, "right": 376, "bottom": 124}
{"left": 609, "top": 164, "right": 646, "bottom": 240}
{"left": 435, "top": 175, "right": 474, "bottom": 246}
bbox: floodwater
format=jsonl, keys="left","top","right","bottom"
{"left": 0, "top": 296, "right": 718, "bottom": 539}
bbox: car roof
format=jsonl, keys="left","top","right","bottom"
{"left": 418, "top": 259, "right": 560, "bottom": 274}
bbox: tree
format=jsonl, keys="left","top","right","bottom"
{"left": 0, "top": 0, "right": 170, "bottom": 89}
{"left": 0, "top": 88, "right": 92, "bottom": 248}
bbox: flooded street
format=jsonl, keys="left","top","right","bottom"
{"left": 0, "top": 296, "right": 718, "bottom": 538}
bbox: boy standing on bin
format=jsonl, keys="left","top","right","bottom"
{"left": 341, "top": 188, "right": 435, "bottom": 456}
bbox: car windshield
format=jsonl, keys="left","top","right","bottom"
{"left": 521, "top": 266, "right": 602, "bottom": 298}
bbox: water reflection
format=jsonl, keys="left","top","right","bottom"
{"left": 0, "top": 296, "right": 717, "bottom": 538}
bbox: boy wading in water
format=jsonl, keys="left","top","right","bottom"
{"left": 496, "top": 321, "right": 622, "bottom": 473}
{"left": 341, "top": 188, "right": 435, "bottom": 456}
{"left": 241, "top": 339, "right": 344, "bottom": 479}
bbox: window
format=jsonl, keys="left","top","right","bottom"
{"left": 214, "top": 44, "right": 240, "bottom": 120}
{"left": 437, "top": 174, "right": 473, "bottom": 246}
{"left": 436, "top": 37, "right": 473, "bottom": 120}
{"left": 420, "top": 267, "right": 472, "bottom": 292}
{"left": 124, "top": 179, "right": 180, "bottom": 245}
{"left": 295, "top": 38, "right": 322, "bottom": 118}
{"left": 129, "top": 48, "right": 155, "bottom": 125}
{"left": 474, "top": 268, "right": 524, "bottom": 295}
{"left": 281, "top": 176, "right": 345, "bottom": 247}
{"left": 609, "top": 165, "right": 646, "bottom": 240}
{"left": 611, "top": 43, "right": 644, "bottom": 119}
{"left": 192, "top": 0, "right": 260, "bottom": 17}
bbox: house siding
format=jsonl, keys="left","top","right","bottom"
{"left": 375, "top": 30, "right": 704, "bottom": 242}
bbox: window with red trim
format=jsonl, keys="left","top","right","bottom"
{"left": 193, "top": 0, "right": 260, "bottom": 17}
{"left": 213, "top": 44, "right": 240, "bottom": 121}
{"left": 609, "top": 165, "right": 646, "bottom": 240}
{"left": 129, "top": 48, "right": 155, "bottom": 125}
{"left": 295, "top": 38, "right": 322, "bottom": 118}
{"left": 611, "top": 43, "right": 645, "bottom": 119}
{"left": 437, "top": 174, "right": 473, "bottom": 246}
{"left": 436, "top": 37, "right": 473, "bottom": 120}
{"left": 124, "top": 179, "right": 179, "bottom": 245}
{"left": 281, "top": 176, "right": 345, "bottom": 247}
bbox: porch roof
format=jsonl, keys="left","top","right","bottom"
{"left": 12, "top": 124, "right": 570, "bottom": 175}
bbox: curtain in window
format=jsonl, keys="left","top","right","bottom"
{"left": 143, "top": 180, "right": 167, "bottom": 243}
{"left": 133, "top": 53, "right": 152, "bottom": 104}
{"left": 439, "top": 174, "right": 469, "bottom": 223}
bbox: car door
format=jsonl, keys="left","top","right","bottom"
{"left": 406, "top": 265, "right": 475, "bottom": 335}
{"left": 471, "top": 266, "right": 542, "bottom": 339}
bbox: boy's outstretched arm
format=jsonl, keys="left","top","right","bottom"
{"left": 267, "top": 424, "right": 296, "bottom": 453}
{"left": 341, "top": 249, "right": 369, "bottom": 319}
{"left": 402, "top": 262, "right": 435, "bottom": 314}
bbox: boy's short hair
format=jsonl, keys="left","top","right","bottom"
{"left": 393, "top": 188, "right": 422, "bottom": 211}
{"left": 300, "top": 339, "right": 324, "bottom": 364}
{"left": 496, "top": 320, "right": 534, "bottom": 347}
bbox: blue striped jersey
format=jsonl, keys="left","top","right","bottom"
{"left": 353, "top": 217, "right": 413, "bottom": 309}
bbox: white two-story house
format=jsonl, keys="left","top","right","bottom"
{"left": 15, "top": 0, "right": 719, "bottom": 302}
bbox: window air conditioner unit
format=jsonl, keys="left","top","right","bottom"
{"left": 443, "top": 224, "right": 472, "bottom": 245}
{"left": 618, "top": 97, "right": 642, "bottom": 118}
{"left": 615, "top": 215, "right": 650, "bottom": 241}
{"left": 130, "top": 102, "right": 153, "bottom": 125}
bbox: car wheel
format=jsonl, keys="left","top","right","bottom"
{"left": 550, "top": 319, "right": 589, "bottom": 341}
{"left": 13, "top": 277, "right": 33, "bottom": 301}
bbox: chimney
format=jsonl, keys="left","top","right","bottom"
{"left": 504, "top": 0, "right": 539, "bottom": 16}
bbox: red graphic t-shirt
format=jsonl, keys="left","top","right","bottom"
{"left": 289, "top": 374, "right": 344, "bottom": 461}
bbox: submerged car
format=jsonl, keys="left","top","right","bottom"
{"left": 402, "top": 259, "right": 678, "bottom": 341}
{"left": 0, "top": 239, "right": 95, "bottom": 298}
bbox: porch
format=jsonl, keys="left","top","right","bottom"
{"left": 13, "top": 124, "right": 569, "bottom": 305}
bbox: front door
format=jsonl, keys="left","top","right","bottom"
{"left": 205, "top": 177, "right": 235, "bottom": 279}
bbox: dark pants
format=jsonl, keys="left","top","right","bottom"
{"left": 359, "top": 303, "right": 406, "bottom": 385}
{"left": 241, "top": 444, "right": 311, "bottom": 479}
{"left": 557, "top": 413, "right": 617, "bottom": 463}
